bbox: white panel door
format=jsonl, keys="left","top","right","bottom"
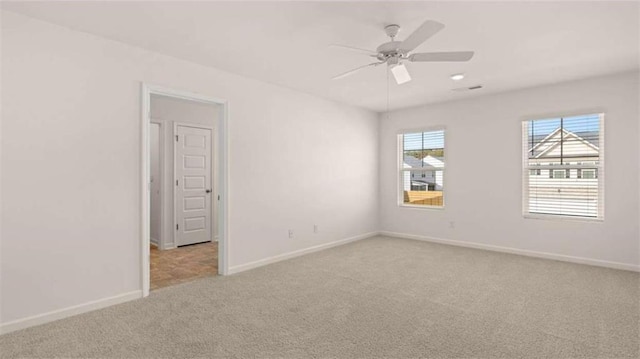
{"left": 175, "top": 125, "right": 212, "bottom": 246}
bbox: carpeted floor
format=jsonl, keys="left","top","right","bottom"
{"left": 1, "top": 236, "right": 638, "bottom": 358}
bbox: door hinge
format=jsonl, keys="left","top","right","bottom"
{"left": 176, "top": 180, "right": 178, "bottom": 186}
{"left": 176, "top": 224, "right": 179, "bottom": 230}
{"left": 175, "top": 135, "right": 179, "bottom": 142}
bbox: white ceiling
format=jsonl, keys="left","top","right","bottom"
{"left": 3, "top": 1, "right": 638, "bottom": 112}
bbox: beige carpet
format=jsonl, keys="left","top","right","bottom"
{"left": 1, "top": 236, "right": 638, "bottom": 358}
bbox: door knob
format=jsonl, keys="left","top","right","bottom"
{"left": 206, "top": 189, "right": 212, "bottom": 193}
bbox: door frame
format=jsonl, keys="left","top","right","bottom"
{"left": 173, "top": 122, "right": 215, "bottom": 248}
{"left": 149, "top": 120, "right": 167, "bottom": 249}
{"left": 141, "top": 83, "right": 230, "bottom": 297}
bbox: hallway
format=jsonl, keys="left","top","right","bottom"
{"left": 150, "top": 242, "right": 218, "bottom": 290}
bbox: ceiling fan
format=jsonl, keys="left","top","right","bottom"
{"left": 331, "top": 20, "right": 474, "bottom": 84}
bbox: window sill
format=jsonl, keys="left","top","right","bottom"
{"left": 399, "top": 204, "right": 445, "bottom": 210}
{"left": 523, "top": 213, "right": 603, "bottom": 223}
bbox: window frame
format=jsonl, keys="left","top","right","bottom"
{"left": 521, "top": 113, "right": 605, "bottom": 222}
{"left": 397, "top": 126, "right": 447, "bottom": 210}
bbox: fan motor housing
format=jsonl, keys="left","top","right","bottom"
{"left": 376, "top": 41, "right": 406, "bottom": 62}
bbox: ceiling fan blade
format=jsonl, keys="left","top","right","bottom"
{"left": 332, "top": 62, "right": 383, "bottom": 80}
{"left": 399, "top": 20, "right": 445, "bottom": 52}
{"left": 390, "top": 63, "right": 412, "bottom": 85}
{"left": 329, "top": 44, "right": 378, "bottom": 56}
{"left": 409, "top": 51, "right": 475, "bottom": 62}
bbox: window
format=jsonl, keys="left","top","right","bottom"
{"left": 523, "top": 114, "right": 604, "bottom": 219}
{"left": 400, "top": 129, "right": 445, "bottom": 207}
{"left": 582, "top": 169, "right": 596, "bottom": 179}
{"left": 552, "top": 170, "right": 566, "bottom": 179}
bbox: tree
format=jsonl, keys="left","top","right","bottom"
{"left": 404, "top": 149, "right": 444, "bottom": 159}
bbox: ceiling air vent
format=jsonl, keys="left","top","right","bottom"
{"left": 452, "top": 85, "right": 483, "bottom": 92}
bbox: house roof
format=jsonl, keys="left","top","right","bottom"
{"left": 403, "top": 155, "right": 444, "bottom": 169}
{"left": 403, "top": 155, "right": 424, "bottom": 169}
{"left": 528, "top": 128, "right": 599, "bottom": 159}
{"left": 423, "top": 156, "right": 445, "bottom": 168}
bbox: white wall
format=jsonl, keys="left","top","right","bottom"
{"left": 380, "top": 71, "right": 640, "bottom": 268}
{"left": 150, "top": 94, "right": 221, "bottom": 249}
{"left": 149, "top": 122, "right": 161, "bottom": 246}
{"left": 0, "top": 11, "right": 379, "bottom": 327}
{"left": 151, "top": 94, "right": 218, "bottom": 126}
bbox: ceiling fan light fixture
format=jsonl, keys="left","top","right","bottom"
{"left": 450, "top": 73, "right": 465, "bottom": 81}
{"left": 390, "top": 63, "right": 411, "bottom": 84}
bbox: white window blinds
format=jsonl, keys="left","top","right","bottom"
{"left": 522, "top": 114, "right": 604, "bottom": 219}
{"left": 400, "top": 129, "right": 445, "bottom": 207}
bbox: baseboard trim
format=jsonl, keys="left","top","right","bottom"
{"left": 228, "top": 231, "right": 379, "bottom": 275}
{"left": 380, "top": 231, "right": 640, "bottom": 272}
{"left": 0, "top": 290, "right": 143, "bottom": 335}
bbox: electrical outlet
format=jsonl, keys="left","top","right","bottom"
{"left": 313, "top": 225, "right": 318, "bottom": 233}
{"left": 449, "top": 221, "right": 455, "bottom": 229}
{"left": 288, "top": 230, "right": 294, "bottom": 239}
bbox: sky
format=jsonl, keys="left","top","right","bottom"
{"left": 527, "top": 114, "right": 600, "bottom": 137}
{"left": 403, "top": 130, "right": 445, "bottom": 151}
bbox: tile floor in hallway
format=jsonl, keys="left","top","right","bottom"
{"left": 150, "top": 241, "right": 218, "bottom": 290}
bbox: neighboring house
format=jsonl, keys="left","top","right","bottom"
{"left": 402, "top": 155, "right": 444, "bottom": 192}
{"left": 528, "top": 128, "right": 599, "bottom": 178}
{"left": 526, "top": 127, "right": 600, "bottom": 217}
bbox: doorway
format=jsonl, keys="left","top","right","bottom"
{"left": 141, "top": 84, "right": 228, "bottom": 296}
